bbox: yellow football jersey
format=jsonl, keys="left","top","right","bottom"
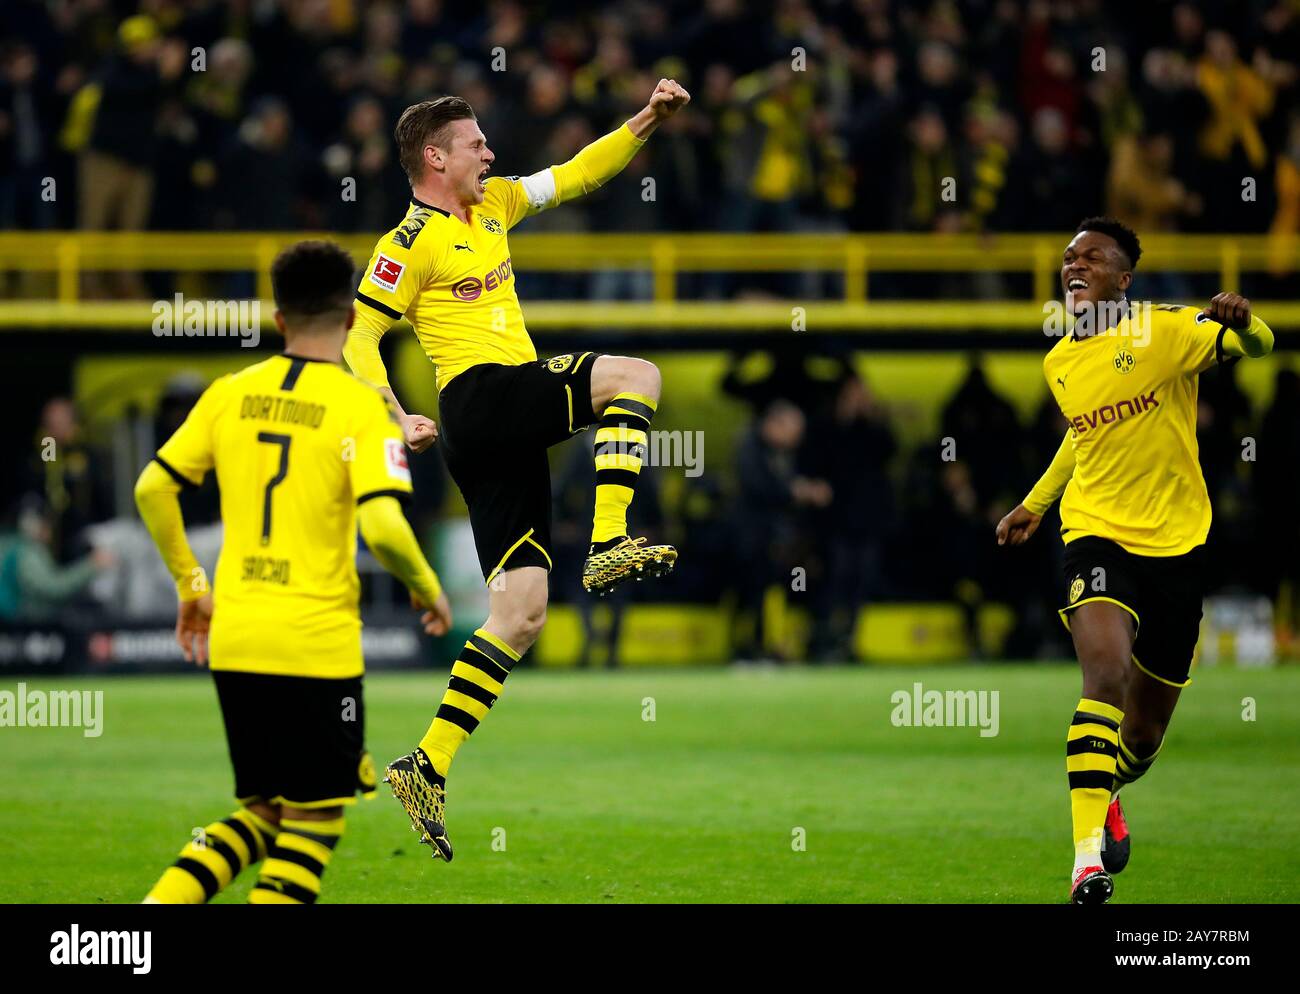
{"left": 353, "top": 178, "right": 537, "bottom": 392}
{"left": 1043, "top": 303, "right": 1226, "bottom": 557}
{"left": 155, "top": 354, "right": 413, "bottom": 678}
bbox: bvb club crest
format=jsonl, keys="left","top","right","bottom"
{"left": 547, "top": 354, "right": 574, "bottom": 374}
{"left": 1069, "top": 577, "right": 1085, "bottom": 603}
{"left": 481, "top": 216, "right": 503, "bottom": 234}
{"left": 1113, "top": 347, "right": 1135, "bottom": 374}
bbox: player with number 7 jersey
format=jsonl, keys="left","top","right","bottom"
{"left": 143, "top": 351, "right": 422, "bottom": 679}
{"left": 134, "top": 240, "right": 454, "bottom": 906}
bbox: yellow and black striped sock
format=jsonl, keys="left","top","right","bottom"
{"left": 418, "top": 628, "right": 520, "bottom": 778}
{"left": 144, "top": 807, "right": 277, "bottom": 904}
{"left": 248, "top": 816, "right": 343, "bottom": 905}
{"left": 1112, "top": 731, "right": 1163, "bottom": 794}
{"left": 591, "top": 391, "right": 656, "bottom": 546}
{"left": 1067, "top": 698, "right": 1123, "bottom": 871}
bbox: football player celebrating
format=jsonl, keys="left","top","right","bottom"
{"left": 996, "top": 217, "right": 1274, "bottom": 903}
{"left": 345, "top": 80, "right": 689, "bottom": 859}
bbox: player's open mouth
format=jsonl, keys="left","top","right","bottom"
{"left": 477, "top": 169, "right": 489, "bottom": 188}
{"left": 1067, "top": 278, "right": 1089, "bottom": 291}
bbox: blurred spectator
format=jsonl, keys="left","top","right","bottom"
{"left": 800, "top": 374, "right": 897, "bottom": 660}
{"left": 19, "top": 397, "right": 113, "bottom": 563}
{"left": 1195, "top": 29, "right": 1275, "bottom": 230}
{"left": 1107, "top": 132, "right": 1202, "bottom": 233}
{"left": 1005, "top": 106, "right": 1100, "bottom": 231}
{"left": 0, "top": 495, "right": 113, "bottom": 623}
{"left": 323, "top": 95, "right": 407, "bottom": 232}
{"left": 0, "top": 41, "right": 58, "bottom": 230}
{"left": 939, "top": 360, "right": 1023, "bottom": 511}
{"left": 731, "top": 399, "right": 831, "bottom": 661}
{"left": 1258, "top": 370, "right": 1300, "bottom": 658}
{"left": 216, "top": 97, "right": 313, "bottom": 231}
{"left": 961, "top": 107, "right": 1018, "bottom": 235}
{"left": 847, "top": 48, "right": 906, "bottom": 231}
{"left": 901, "top": 107, "right": 956, "bottom": 231}
{"left": 73, "top": 16, "right": 185, "bottom": 294}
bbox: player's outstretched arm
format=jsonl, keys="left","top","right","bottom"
{"left": 1202, "top": 292, "right": 1275, "bottom": 359}
{"left": 520, "top": 79, "right": 691, "bottom": 213}
{"left": 357, "top": 495, "right": 452, "bottom": 636}
{"left": 134, "top": 460, "right": 213, "bottom": 665}
{"left": 996, "top": 430, "right": 1076, "bottom": 546}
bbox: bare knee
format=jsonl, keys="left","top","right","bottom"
{"left": 1077, "top": 644, "right": 1128, "bottom": 704}
{"left": 624, "top": 357, "right": 661, "bottom": 399}
{"left": 1071, "top": 603, "right": 1134, "bottom": 706}
{"left": 509, "top": 603, "right": 547, "bottom": 647}
{"left": 593, "top": 355, "right": 661, "bottom": 411}
{"left": 488, "top": 577, "right": 549, "bottom": 653}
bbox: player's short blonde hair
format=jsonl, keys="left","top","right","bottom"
{"left": 395, "top": 96, "right": 476, "bottom": 185}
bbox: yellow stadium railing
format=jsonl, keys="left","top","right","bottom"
{"left": 1, "top": 231, "right": 1297, "bottom": 329}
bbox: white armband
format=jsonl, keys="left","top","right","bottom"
{"left": 517, "top": 169, "right": 557, "bottom": 213}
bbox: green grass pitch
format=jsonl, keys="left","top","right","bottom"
{"left": 3, "top": 663, "right": 1298, "bottom": 903}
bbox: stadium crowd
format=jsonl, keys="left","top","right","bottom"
{"left": 2, "top": 0, "right": 1298, "bottom": 661}
{"left": 2, "top": 0, "right": 1299, "bottom": 243}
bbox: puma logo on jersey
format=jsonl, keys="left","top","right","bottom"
{"left": 1056, "top": 375, "right": 1068, "bottom": 389}
{"left": 454, "top": 242, "right": 473, "bottom": 252}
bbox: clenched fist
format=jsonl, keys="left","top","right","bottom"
{"left": 401, "top": 413, "right": 438, "bottom": 453}
{"left": 647, "top": 78, "right": 691, "bottom": 120}
{"left": 1201, "top": 292, "right": 1251, "bottom": 330}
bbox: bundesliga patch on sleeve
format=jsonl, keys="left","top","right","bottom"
{"left": 369, "top": 254, "right": 405, "bottom": 293}
{"left": 385, "top": 437, "right": 411, "bottom": 483}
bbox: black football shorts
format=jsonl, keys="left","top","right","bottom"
{"left": 438, "top": 352, "right": 602, "bottom": 583}
{"left": 213, "top": 671, "right": 375, "bottom": 808}
{"left": 1059, "top": 536, "right": 1208, "bottom": 687}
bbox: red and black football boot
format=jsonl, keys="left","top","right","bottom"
{"left": 1102, "top": 797, "right": 1130, "bottom": 874}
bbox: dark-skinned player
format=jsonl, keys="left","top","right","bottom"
{"left": 996, "top": 217, "right": 1274, "bottom": 904}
